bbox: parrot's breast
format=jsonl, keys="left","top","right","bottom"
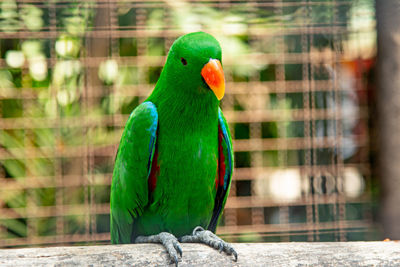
{"left": 134, "top": 117, "right": 219, "bottom": 238}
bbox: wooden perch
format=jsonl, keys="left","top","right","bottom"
{"left": 1, "top": 242, "right": 400, "bottom": 266}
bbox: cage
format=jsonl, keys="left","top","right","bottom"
{"left": 0, "top": 0, "right": 377, "bottom": 247}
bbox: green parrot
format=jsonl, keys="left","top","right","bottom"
{"left": 110, "top": 32, "right": 236, "bottom": 265}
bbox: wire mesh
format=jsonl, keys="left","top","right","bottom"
{"left": 0, "top": 0, "right": 378, "bottom": 247}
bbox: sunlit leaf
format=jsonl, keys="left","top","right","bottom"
{"left": 5, "top": 50, "right": 25, "bottom": 68}
{"left": 29, "top": 55, "right": 48, "bottom": 81}
{"left": 0, "top": 70, "right": 15, "bottom": 97}
{"left": 55, "top": 36, "right": 81, "bottom": 58}
{"left": 0, "top": 219, "right": 27, "bottom": 238}
{"left": 1, "top": 159, "right": 25, "bottom": 178}
{"left": 20, "top": 5, "right": 44, "bottom": 31}
{"left": 21, "top": 40, "right": 43, "bottom": 58}
{"left": 98, "top": 59, "right": 119, "bottom": 85}
{"left": 0, "top": 0, "right": 21, "bottom": 32}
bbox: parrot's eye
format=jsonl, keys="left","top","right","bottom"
{"left": 181, "top": 57, "right": 187, "bottom": 66}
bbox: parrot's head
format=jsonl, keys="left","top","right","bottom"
{"left": 161, "top": 32, "right": 225, "bottom": 101}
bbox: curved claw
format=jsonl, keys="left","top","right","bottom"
{"left": 232, "top": 249, "right": 238, "bottom": 262}
{"left": 173, "top": 254, "right": 179, "bottom": 267}
{"left": 174, "top": 242, "right": 183, "bottom": 258}
{"left": 221, "top": 243, "right": 238, "bottom": 262}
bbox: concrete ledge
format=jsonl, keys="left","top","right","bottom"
{"left": 1, "top": 242, "right": 400, "bottom": 266}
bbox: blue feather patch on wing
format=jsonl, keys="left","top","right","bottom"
{"left": 141, "top": 101, "right": 158, "bottom": 178}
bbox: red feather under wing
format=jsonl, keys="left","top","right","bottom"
{"left": 148, "top": 145, "right": 159, "bottom": 192}
{"left": 218, "top": 124, "right": 226, "bottom": 188}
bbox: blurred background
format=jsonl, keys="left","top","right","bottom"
{"left": 0, "top": 0, "right": 383, "bottom": 247}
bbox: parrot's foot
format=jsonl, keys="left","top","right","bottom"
{"left": 135, "top": 232, "right": 183, "bottom": 266}
{"left": 179, "top": 226, "right": 238, "bottom": 262}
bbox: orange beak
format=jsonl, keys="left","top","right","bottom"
{"left": 201, "top": 59, "right": 225, "bottom": 100}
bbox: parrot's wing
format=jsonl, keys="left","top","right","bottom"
{"left": 110, "top": 101, "right": 158, "bottom": 244}
{"left": 208, "top": 108, "right": 234, "bottom": 233}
